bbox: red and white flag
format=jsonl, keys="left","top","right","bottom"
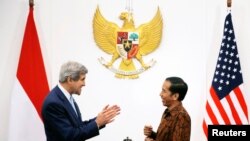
{"left": 203, "top": 12, "right": 249, "bottom": 139}
{"left": 8, "top": 4, "right": 49, "bottom": 141}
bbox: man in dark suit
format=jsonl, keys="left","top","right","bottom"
{"left": 42, "top": 61, "right": 121, "bottom": 141}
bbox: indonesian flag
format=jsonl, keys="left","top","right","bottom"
{"left": 8, "top": 4, "right": 49, "bottom": 141}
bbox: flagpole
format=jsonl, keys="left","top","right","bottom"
{"left": 227, "top": 0, "right": 232, "bottom": 8}
{"left": 29, "top": 0, "right": 34, "bottom": 7}
{"left": 227, "top": 0, "right": 231, "bottom": 12}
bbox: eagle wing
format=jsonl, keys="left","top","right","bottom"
{"left": 93, "top": 6, "right": 120, "bottom": 55}
{"left": 136, "top": 7, "right": 163, "bottom": 56}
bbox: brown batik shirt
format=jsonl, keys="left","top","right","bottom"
{"left": 149, "top": 103, "right": 191, "bottom": 141}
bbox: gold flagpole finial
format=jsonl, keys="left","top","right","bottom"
{"left": 29, "top": 0, "right": 34, "bottom": 7}
{"left": 227, "top": 0, "right": 232, "bottom": 8}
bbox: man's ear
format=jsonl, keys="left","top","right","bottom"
{"left": 67, "top": 76, "right": 72, "bottom": 82}
{"left": 173, "top": 93, "right": 179, "bottom": 100}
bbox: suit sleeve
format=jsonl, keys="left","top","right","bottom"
{"left": 42, "top": 102, "right": 100, "bottom": 141}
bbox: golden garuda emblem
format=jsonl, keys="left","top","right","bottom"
{"left": 93, "top": 6, "right": 163, "bottom": 79}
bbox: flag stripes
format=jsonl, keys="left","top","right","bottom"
{"left": 203, "top": 12, "right": 249, "bottom": 139}
{"left": 16, "top": 6, "right": 49, "bottom": 119}
{"left": 8, "top": 4, "right": 49, "bottom": 141}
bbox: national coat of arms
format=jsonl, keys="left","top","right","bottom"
{"left": 93, "top": 5, "right": 163, "bottom": 79}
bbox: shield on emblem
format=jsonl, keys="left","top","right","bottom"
{"left": 117, "top": 31, "right": 139, "bottom": 59}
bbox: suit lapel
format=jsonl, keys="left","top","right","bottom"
{"left": 55, "top": 86, "right": 80, "bottom": 124}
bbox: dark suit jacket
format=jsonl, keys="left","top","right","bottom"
{"left": 42, "top": 85, "right": 102, "bottom": 141}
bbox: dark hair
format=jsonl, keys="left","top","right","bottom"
{"left": 166, "top": 77, "right": 188, "bottom": 101}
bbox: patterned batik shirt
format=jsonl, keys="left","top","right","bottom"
{"left": 150, "top": 103, "right": 191, "bottom": 141}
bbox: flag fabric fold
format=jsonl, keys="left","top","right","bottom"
{"left": 8, "top": 5, "right": 49, "bottom": 141}
{"left": 203, "top": 12, "right": 249, "bottom": 139}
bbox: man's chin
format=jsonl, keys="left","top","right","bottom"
{"left": 162, "top": 102, "right": 166, "bottom": 106}
{"left": 74, "top": 92, "right": 81, "bottom": 95}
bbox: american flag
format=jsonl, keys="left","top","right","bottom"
{"left": 203, "top": 12, "right": 249, "bottom": 138}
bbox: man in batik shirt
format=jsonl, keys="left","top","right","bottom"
{"left": 144, "top": 77, "right": 191, "bottom": 141}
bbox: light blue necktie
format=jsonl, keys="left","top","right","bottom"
{"left": 70, "top": 96, "right": 78, "bottom": 116}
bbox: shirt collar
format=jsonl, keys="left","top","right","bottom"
{"left": 58, "top": 83, "right": 71, "bottom": 102}
{"left": 164, "top": 102, "right": 183, "bottom": 117}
